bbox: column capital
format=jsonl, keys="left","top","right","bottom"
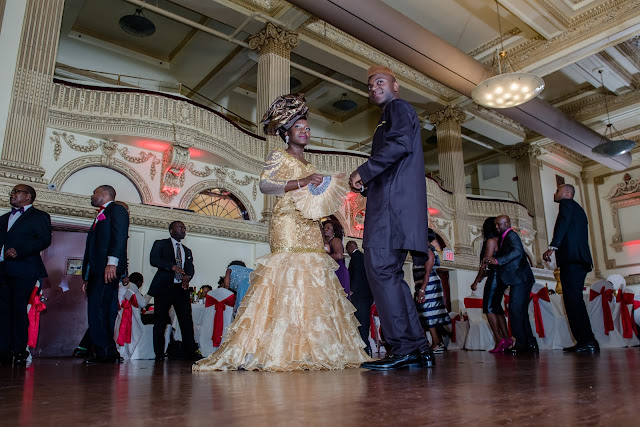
{"left": 428, "top": 105, "right": 466, "bottom": 127}
{"left": 507, "top": 143, "right": 541, "bottom": 161}
{"left": 248, "top": 22, "right": 299, "bottom": 57}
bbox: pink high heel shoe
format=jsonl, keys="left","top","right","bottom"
{"left": 489, "top": 338, "right": 508, "bottom": 353}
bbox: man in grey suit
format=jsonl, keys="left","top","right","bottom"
{"left": 349, "top": 65, "right": 433, "bottom": 370}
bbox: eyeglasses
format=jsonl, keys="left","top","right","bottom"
{"left": 9, "top": 189, "right": 28, "bottom": 195}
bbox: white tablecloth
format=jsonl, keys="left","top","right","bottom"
{"left": 170, "top": 303, "right": 207, "bottom": 346}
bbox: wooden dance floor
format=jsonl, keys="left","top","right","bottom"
{"left": 1, "top": 349, "right": 638, "bottom": 426}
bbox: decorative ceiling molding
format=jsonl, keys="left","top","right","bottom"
{"left": 467, "top": 28, "right": 522, "bottom": 58}
{"left": 300, "top": 21, "right": 460, "bottom": 102}
{"left": 559, "top": 89, "right": 640, "bottom": 122}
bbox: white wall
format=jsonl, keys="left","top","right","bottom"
{"left": 61, "top": 166, "right": 143, "bottom": 204}
{"left": 0, "top": 0, "right": 28, "bottom": 153}
{"left": 475, "top": 156, "right": 519, "bottom": 200}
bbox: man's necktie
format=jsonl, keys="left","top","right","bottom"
{"left": 175, "top": 242, "right": 183, "bottom": 282}
{"left": 11, "top": 207, "right": 24, "bottom": 215}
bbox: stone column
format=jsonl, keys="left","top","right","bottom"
{"left": 0, "top": 0, "right": 64, "bottom": 183}
{"left": 429, "top": 106, "right": 473, "bottom": 256}
{"left": 248, "top": 22, "right": 299, "bottom": 221}
{"left": 508, "top": 143, "right": 547, "bottom": 267}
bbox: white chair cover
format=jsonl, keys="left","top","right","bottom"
{"left": 199, "top": 288, "right": 235, "bottom": 357}
{"left": 634, "top": 294, "right": 640, "bottom": 331}
{"left": 527, "top": 283, "right": 556, "bottom": 349}
{"left": 587, "top": 280, "right": 624, "bottom": 348}
{"left": 612, "top": 283, "right": 640, "bottom": 347}
{"left": 447, "top": 311, "right": 469, "bottom": 350}
{"left": 463, "top": 294, "right": 495, "bottom": 351}
{"left": 548, "top": 294, "right": 577, "bottom": 349}
{"left": 114, "top": 285, "right": 145, "bottom": 360}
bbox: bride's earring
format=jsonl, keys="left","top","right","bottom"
{"left": 285, "top": 135, "right": 290, "bottom": 144}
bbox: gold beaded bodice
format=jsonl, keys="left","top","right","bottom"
{"left": 260, "top": 149, "right": 325, "bottom": 253}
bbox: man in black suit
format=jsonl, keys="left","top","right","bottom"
{"left": 543, "top": 184, "right": 598, "bottom": 353}
{"left": 349, "top": 65, "right": 432, "bottom": 370}
{"left": 148, "top": 221, "right": 201, "bottom": 361}
{"left": 346, "top": 241, "right": 373, "bottom": 357}
{"left": 485, "top": 215, "right": 537, "bottom": 354}
{"left": 82, "top": 185, "right": 129, "bottom": 364}
{"left": 0, "top": 184, "right": 51, "bottom": 366}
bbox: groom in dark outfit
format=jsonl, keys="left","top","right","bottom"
{"left": 148, "top": 221, "right": 201, "bottom": 361}
{"left": 543, "top": 184, "right": 598, "bottom": 353}
{"left": 485, "top": 215, "right": 537, "bottom": 354}
{"left": 0, "top": 184, "right": 51, "bottom": 366}
{"left": 349, "top": 65, "right": 433, "bottom": 370}
{"left": 82, "top": 185, "right": 129, "bottom": 364}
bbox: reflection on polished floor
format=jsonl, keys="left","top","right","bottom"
{"left": 1, "top": 349, "right": 639, "bottom": 426}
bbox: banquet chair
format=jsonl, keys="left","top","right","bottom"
{"left": 612, "top": 282, "right": 640, "bottom": 347}
{"left": 527, "top": 283, "right": 556, "bottom": 349}
{"left": 634, "top": 293, "right": 640, "bottom": 334}
{"left": 370, "top": 304, "right": 383, "bottom": 354}
{"left": 587, "top": 280, "right": 624, "bottom": 348}
{"left": 114, "top": 285, "right": 145, "bottom": 360}
{"left": 199, "top": 287, "right": 236, "bottom": 357}
{"left": 463, "top": 295, "right": 495, "bottom": 350}
{"left": 447, "top": 312, "right": 469, "bottom": 350}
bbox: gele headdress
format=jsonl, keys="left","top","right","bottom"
{"left": 261, "top": 93, "right": 308, "bottom": 139}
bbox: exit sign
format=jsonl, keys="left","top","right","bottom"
{"left": 443, "top": 248, "right": 454, "bottom": 262}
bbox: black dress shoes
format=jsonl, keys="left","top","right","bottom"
{"left": 12, "top": 351, "right": 30, "bottom": 366}
{"left": 564, "top": 341, "right": 599, "bottom": 353}
{"left": 504, "top": 345, "right": 538, "bottom": 355}
{"left": 421, "top": 349, "right": 436, "bottom": 367}
{"left": 364, "top": 347, "right": 373, "bottom": 358}
{"left": 361, "top": 349, "right": 432, "bottom": 371}
{"left": 154, "top": 355, "right": 165, "bottom": 361}
{"left": 72, "top": 347, "right": 93, "bottom": 359}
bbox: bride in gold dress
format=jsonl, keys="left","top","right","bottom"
{"left": 193, "top": 94, "right": 369, "bottom": 372}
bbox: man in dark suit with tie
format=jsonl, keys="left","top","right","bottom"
{"left": 82, "top": 185, "right": 129, "bottom": 364}
{"left": 349, "top": 65, "right": 432, "bottom": 370}
{"left": 485, "top": 215, "right": 537, "bottom": 354}
{"left": 543, "top": 184, "right": 598, "bottom": 353}
{"left": 148, "top": 221, "right": 201, "bottom": 361}
{"left": 0, "top": 184, "right": 51, "bottom": 366}
{"left": 346, "top": 241, "right": 373, "bottom": 357}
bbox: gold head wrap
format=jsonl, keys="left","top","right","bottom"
{"left": 367, "top": 65, "right": 395, "bottom": 79}
{"left": 261, "top": 93, "right": 309, "bottom": 137}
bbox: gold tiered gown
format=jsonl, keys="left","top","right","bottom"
{"left": 193, "top": 149, "right": 369, "bottom": 372}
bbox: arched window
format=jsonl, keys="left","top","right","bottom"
{"left": 188, "top": 188, "right": 249, "bottom": 220}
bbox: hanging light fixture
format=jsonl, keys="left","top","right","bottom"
{"left": 119, "top": 8, "right": 156, "bottom": 37}
{"left": 471, "top": 1, "right": 544, "bottom": 109}
{"left": 332, "top": 93, "right": 358, "bottom": 112}
{"left": 591, "top": 70, "right": 636, "bottom": 157}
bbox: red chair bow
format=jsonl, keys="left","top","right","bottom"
{"left": 370, "top": 304, "right": 380, "bottom": 340}
{"left": 530, "top": 287, "right": 551, "bottom": 338}
{"left": 206, "top": 294, "right": 236, "bottom": 347}
{"left": 27, "top": 287, "right": 46, "bottom": 348}
{"left": 463, "top": 298, "right": 483, "bottom": 309}
{"left": 450, "top": 314, "right": 468, "bottom": 343}
{"left": 616, "top": 292, "right": 637, "bottom": 339}
{"left": 116, "top": 294, "right": 139, "bottom": 346}
{"left": 590, "top": 288, "right": 614, "bottom": 335}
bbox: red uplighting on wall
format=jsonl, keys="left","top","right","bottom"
{"left": 428, "top": 207, "right": 439, "bottom": 216}
{"left": 161, "top": 186, "right": 181, "bottom": 195}
{"left": 189, "top": 147, "right": 205, "bottom": 158}
{"left": 623, "top": 240, "right": 640, "bottom": 246}
{"left": 138, "top": 140, "right": 169, "bottom": 152}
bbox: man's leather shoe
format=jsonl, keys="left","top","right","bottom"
{"left": 563, "top": 344, "right": 579, "bottom": 352}
{"left": 12, "top": 351, "right": 29, "bottom": 366}
{"left": 154, "top": 355, "right": 165, "bottom": 361}
{"left": 420, "top": 349, "right": 436, "bottom": 368}
{"left": 72, "top": 347, "right": 92, "bottom": 359}
{"left": 504, "top": 345, "right": 537, "bottom": 355}
{"left": 364, "top": 347, "right": 373, "bottom": 358}
{"left": 187, "top": 351, "right": 204, "bottom": 362}
{"left": 574, "top": 341, "right": 599, "bottom": 353}
{"left": 361, "top": 349, "right": 428, "bottom": 370}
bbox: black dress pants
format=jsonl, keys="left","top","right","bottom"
{"left": 87, "top": 273, "right": 119, "bottom": 358}
{"left": 560, "top": 263, "right": 595, "bottom": 345}
{"left": 364, "top": 248, "right": 429, "bottom": 355}
{"left": 508, "top": 281, "right": 537, "bottom": 349}
{"left": 0, "top": 275, "right": 37, "bottom": 355}
{"left": 352, "top": 297, "right": 373, "bottom": 350}
{"left": 153, "top": 284, "right": 197, "bottom": 358}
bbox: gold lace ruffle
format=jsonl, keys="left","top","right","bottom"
{"left": 192, "top": 252, "right": 370, "bottom": 372}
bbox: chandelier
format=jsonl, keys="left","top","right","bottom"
{"left": 591, "top": 70, "right": 636, "bottom": 157}
{"left": 471, "top": 1, "right": 544, "bottom": 109}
